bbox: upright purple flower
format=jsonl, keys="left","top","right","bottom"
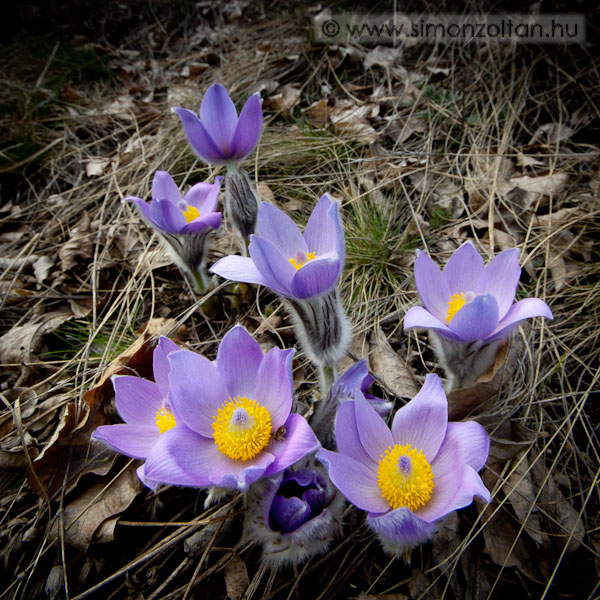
{"left": 143, "top": 326, "right": 320, "bottom": 490}
{"left": 92, "top": 337, "right": 191, "bottom": 488}
{"left": 172, "top": 83, "right": 262, "bottom": 166}
{"left": 125, "top": 170, "right": 222, "bottom": 293}
{"left": 317, "top": 375, "right": 491, "bottom": 556}
{"left": 404, "top": 243, "right": 553, "bottom": 343}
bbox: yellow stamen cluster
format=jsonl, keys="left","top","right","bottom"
{"left": 377, "top": 444, "right": 434, "bottom": 511}
{"left": 212, "top": 396, "right": 272, "bottom": 461}
{"left": 289, "top": 251, "right": 316, "bottom": 270}
{"left": 446, "top": 292, "right": 466, "bottom": 323}
{"left": 182, "top": 205, "right": 200, "bottom": 223}
{"left": 155, "top": 407, "right": 177, "bottom": 433}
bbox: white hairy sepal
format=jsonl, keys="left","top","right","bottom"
{"left": 244, "top": 462, "right": 345, "bottom": 568}
{"left": 429, "top": 330, "right": 504, "bottom": 392}
{"left": 204, "top": 486, "right": 232, "bottom": 510}
{"left": 285, "top": 288, "right": 352, "bottom": 367}
{"left": 225, "top": 166, "right": 260, "bottom": 240}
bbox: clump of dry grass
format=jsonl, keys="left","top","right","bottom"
{"left": 0, "top": 2, "right": 599, "bottom": 599}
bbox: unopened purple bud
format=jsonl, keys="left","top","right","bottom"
{"left": 225, "top": 166, "right": 260, "bottom": 240}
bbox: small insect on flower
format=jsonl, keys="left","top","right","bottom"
{"left": 273, "top": 426, "right": 286, "bottom": 442}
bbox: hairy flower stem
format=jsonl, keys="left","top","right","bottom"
{"left": 319, "top": 363, "right": 337, "bottom": 400}
{"left": 191, "top": 269, "right": 210, "bottom": 295}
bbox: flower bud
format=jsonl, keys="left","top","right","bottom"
{"left": 225, "top": 166, "right": 260, "bottom": 240}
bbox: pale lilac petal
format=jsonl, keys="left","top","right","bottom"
{"left": 480, "top": 249, "right": 521, "bottom": 319}
{"left": 151, "top": 171, "right": 182, "bottom": 203}
{"left": 199, "top": 83, "right": 239, "bottom": 155}
{"left": 448, "top": 293, "right": 499, "bottom": 342}
{"left": 290, "top": 253, "right": 342, "bottom": 299}
{"left": 414, "top": 250, "right": 451, "bottom": 322}
{"left": 442, "top": 243, "right": 485, "bottom": 297}
{"left": 152, "top": 337, "right": 181, "bottom": 398}
{"left": 488, "top": 297, "right": 553, "bottom": 341}
{"left": 249, "top": 235, "right": 295, "bottom": 297}
{"left": 354, "top": 393, "right": 394, "bottom": 462}
{"left": 136, "top": 464, "right": 159, "bottom": 489}
{"left": 317, "top": 448, "right": 389, "bottom": 513}
{"left": 125, "top": 196, "right": 154, "bottom": 225}
{"left": 403, "top": 306, "right": 463, "bottom": 342}
{"left": 144, "top": 426, "right": 216, "bottom": 487}
{"left": 431, "top": 421, "right": 490, "bottom": 474}
{"left": 367, "top": 508, "right": 436, "bottom": 547}
{"left": 230, "top": 93, "right": 263, "bottom": 160}
{"left": 168, "top": 350, "right": 229, "bottom": 437}
{"left": 334, "top": 360, "right": 371, "bottom": 397}
{"left": 184, "top": 177, "right": 222, "bottom": 214}
{"left": 210, "top": 255, "right": 269, "bottom": 287}
{"left": 304, "top": 195, "right": 339, "bottom": 256}
{"left": 334, "top": 400, "right": 378, "bottom": 468}
{"left": 172, "top": 107, "right": 227, "bottom": 164}
{"left": 181, "top": 212, "right": 222, "bottom": 233}
{"left": 150, "top": 198, "right": 187, "bottom": 233}
{"left": 93, "top": 424, "right": 158, "bottom": 459}
{"left": 264, "top": 413, "right": 320, "bottom": 477}
{"left": 253, "top": 347, "right": 294, "bottom": 429}
{"left": 391, "top": 374, "right": 448, "bottom": 463}
{"left": 257, "top": 203, "right": 307, "bottom": 258}
{"left": 112, "top": 375, "right": 163, "bottom": 425}
{"left": 216, "top": 326, "right": 263, "bottom": 399}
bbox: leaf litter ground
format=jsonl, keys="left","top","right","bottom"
{"left": 0, "top": 1, "right": 599, "bottom": 599}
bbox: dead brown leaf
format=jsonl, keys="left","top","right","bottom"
{"left": 305, "top": 99, "right": 329, "bottom": 128}
{"left": 224, "top": 554, "right": 249, "bottom": 600}
{"left": 59, "top": 211, "right": 93, "bottom": 271}
{"left": 329, "top": 100, "right": 378, "bottom": 145}
{"left": 264, "top": 84, "right": 301, "bottom": 117}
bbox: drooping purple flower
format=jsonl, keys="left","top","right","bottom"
{"left": 317, "top": 374, "right": 491, "bottom": 555}
{"left": 125, "top": 170, "right": 222, "bottom": 236}
{"left": 404, "top": 243, "right": 553, "bottom": 343}
{"left": 245, "top": 459, "right": 345, "bottom": 566}
{"left": 143, "top": 326, "right": 320, "bottom": 490}
{"left": 172, "top": 83, "right": 263, "bottom": 165}
{"left": 210, "top": 195, "right": 345, "bottom": 301}
{"left": 92, "top": 337, "right": 191, "bottom": 488}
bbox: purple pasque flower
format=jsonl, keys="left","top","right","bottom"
{"left": 317, "top": 374, "right": 491, "bottom": 555}
{"left": 92, "top": 337, "right": 191, "bottom": 488}
{"left": 125, "top": 170, "right": 222, "bottom": 236}
{"left": 143, "top": 326, "right": 320, "bottom": 490}
{"left": 210, "top": 194, "right": 345, "bottom": 300}
{"left": 172, "top": 83, "right": 262, "bottom": 165}
{"left": 404, "top": 243, "right": 553, "bottom": 343}
{"left": 245, "top": 459, "right": 345, "bottom": 566}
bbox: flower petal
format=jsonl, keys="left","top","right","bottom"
{"left": 353, "top": 392, "right": 394, "bottom": 461}
{"left": 181, "top": 212, "right": 222, "bottom": 233}
{"left": 124, "top": 196, "right": 154, "bottom": 225}
{"left": 199, "top": 83, "right": 239, "bottom": 155}
{"left": 391, "top": 374, "right": 448, "bottom": 462}
{"left": 366, "top": 507, "right": 436, "bottom": 551}
{"left": 442, "top": 243, "right": 485, "bottom": 297}
{"left": 488, "top": 297, "right": 553, "bottom": 341}
{"left": 248, "top": 235, "right": 295, "bottom": 297}
{"left": 480, "top": 248, "right": 521, "bottom": 319}
{"left": 184, "top": 177, "right": 222, "bottom": 214}
{"left": 216, "top": 325, "right": 263, "bottom": 400}
{"left": 152, "top": 337, "right": 181, "bottom": 399}
{"left": 136, "top": 464, "right": 159, "bottom": 490}
{"left": 303, "top": 195, "right": 343, "bottom": 258}
{"left": 253, "top": 347, "right": 294, "bottom": 429}
{"left": 414, "top": 250, "right": 451, "bottom": 322}
{"left": 93, "top": 424, "right": 158, "bottom": 459}
{"left": 290, "top": 253, "right": 342, "bottom": 299}
{"left": 172, "top": 107, "right": 228, "bottom": 164}
{"left": 167, "top": 349, "right": 229, "bottom": 437}
{"left": 257, "top": 202, "right": 307, "bottom": 258}
{"left": 230, "top": 93, "right": 263, "bottom": 161}
{"left": 431, "top": 421, "right": 490, "bottom": 474}
{"left": 334, "top": 400, "right": 378, "bottom": 468}
{"left": 112, "top": 375, "right": 163, "bottom": 425}
{"left": 403, "top": 306, "right": 463, "bottom": 341}
{"left": 150, "top": 198, "right": 187, "bottom": 234}
{"left": 448, "top": 293, "right": 499, "bottom": 342}
{"left": 317, "top": 448, "right": 389, "bottom": 513}
{"left": 264, "top": 413, "right": 320, "bottom": 477}
{"left": 151, "top": 171, "right": 182, "bottom": 203}
{"left": 210, "top": 255, "right": 269, "bottom": 287}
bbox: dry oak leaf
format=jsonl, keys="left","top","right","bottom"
{"left": 59, "top": 211, "right": 93, "bottom": 271}
{"left": 224, "top": 554, "right": 249, "bottom": 600}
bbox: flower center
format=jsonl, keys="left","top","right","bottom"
{"left": 289, "top": 250, "right": 316, "bottom": 270}
{"left": 212, "top": 396, "right": 272, "bottom": 461}
{"left": 155, "top": 407, "right": 176, "bottom": 433}
{"left": 182, "top": 205, "right": 200, "bottom": 223}
{"left": 377, "top": 444, "right": 434, "bottom": 511}
{"left": 446, "top": 291, "right": 475, "bottom": 323}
